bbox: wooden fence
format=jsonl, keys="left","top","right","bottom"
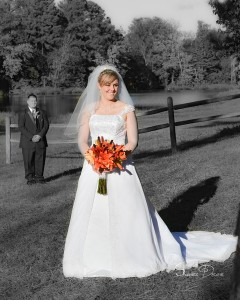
{"left": 5, "top": 93, "right": 240, "bottom": 164}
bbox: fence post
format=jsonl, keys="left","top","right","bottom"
{"left": 167, "top": 97, "right": 177, "bottom": 153}
{"left": 5, "top": 115, "right": 11, "bottom": 164}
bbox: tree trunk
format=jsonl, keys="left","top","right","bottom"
{"left": 177, "top": 51, "right": 183, "bottom": 76}
{"left": 231, "top": 55, "right": 237, "bottom": 84}
{"left": 171, "top": 71, "right": 174, "bottom": 84}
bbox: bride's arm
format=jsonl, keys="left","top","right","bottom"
{"left": 78, "top": 112, "right": 90, "bottom": 157}
{"left": 124, "top": 111, "right": 138, "bottom": 152}
{"left": 78, "top": 113, "right": 100, "bottom": 174}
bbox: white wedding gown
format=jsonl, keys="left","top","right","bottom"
{"left": 63, "top": 105, "right": 237, "bottom": 279}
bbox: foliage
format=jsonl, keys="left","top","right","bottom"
{"left": 47, "top": 34, "right": 71, "bottom": 88}
{"left": 192, "top": 22, "right": 222, "bottom": 84}
{"left": 0, "top": 0, "right": 238, "bottom": 90}
{"left": 18, "top": 0, "right": 64, "bottom": 54}
{"left": 209, "top": 0, "right": 240, "bottom": 84}
{"left": 152, "top": 22, "right": 182, "bottom": 85}
{"left": 0, "top": 0, "right": 33, "bottom": 85}
{"left": 57, "top": 0, "right": 122, "bottom": 86}
{"left": 126, "top": 18, "right": 230, "bottom": 88}
{"left": 126, "top": 18, "right": 180, "bottom": 87}
{"left": 209, "top": 0, "right": 240, "bottom": 54}
{"left": 2, "top": 44, "right": 33, "bottom": 78}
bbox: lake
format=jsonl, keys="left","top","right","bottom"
{"left": 0, "top": 89, "right": 224, "bottom": 117}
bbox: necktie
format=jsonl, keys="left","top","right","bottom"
{"left": 32, "top": 109, "right": 36, "bottom": 119}
{"left": 32, "top": 109, "right": 40, "bottom": 130}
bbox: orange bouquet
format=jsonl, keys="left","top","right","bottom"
{"left": 85, "top": 136, "right": 131, "bottom": 195}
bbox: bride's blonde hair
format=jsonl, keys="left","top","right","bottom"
{"left": 98, "top": 69, "right": 119, "bottom": 86}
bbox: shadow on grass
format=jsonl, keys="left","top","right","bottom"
{"left": 134, "top": 148, "right": 172, "bottom": 160}
{"left": 135, "top": 125, "right": 240, "bottom": 160}
{"left": 44, "top": 167, "right": 82, "bottom": 182}
{"left": 192, "top": 120, "right": 240, "bottom": 128}
{"left": 179, "top": 125, "right": 240, "bottom": 151}
{"left": 203, "top": 282, "right": 232, "bottom": 300}
{"left": 47, "top": 151, "right": 81, "bottom": 160}
{"left": 1, "top": 201, "right": 72, "bottom": 242}
{"left": 47, "top": 155, "right": 81, "bottom": 159}
{"left": 158, "top": 176, "right": 220, "bottom": 231}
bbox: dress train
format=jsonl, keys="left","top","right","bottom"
{"left": 63, "top": 160, "right": 237, "bottom": 279}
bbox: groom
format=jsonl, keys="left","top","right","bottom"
{"left": 18, "top": 93, "right": 49, "bottom": 184}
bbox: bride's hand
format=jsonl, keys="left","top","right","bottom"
{"left": 123, "top": 145, "right": 132, "bottom": 152}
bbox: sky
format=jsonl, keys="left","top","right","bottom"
{"left": 89, "top": 0, "right": 220, "bottom": 33}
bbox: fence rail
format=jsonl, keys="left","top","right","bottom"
{"left": 5, "top": 93, "right": 240, "bottom": 164}
{"left": 174, "top": 93, "right": 240, "bottom": 110}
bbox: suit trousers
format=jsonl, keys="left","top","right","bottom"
{"left": 22, "top": 147, "right": 46, "bottom": 180}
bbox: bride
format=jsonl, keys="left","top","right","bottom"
{"left": 63, "top": 65, "right": 237, "bottom": 279}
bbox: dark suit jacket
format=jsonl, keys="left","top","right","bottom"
{"left": 18, "top": 107, "right": 49, "bottom": 149}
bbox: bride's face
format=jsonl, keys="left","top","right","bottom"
{"left": 99, "top": 78, "right": 119, "bottom": 101}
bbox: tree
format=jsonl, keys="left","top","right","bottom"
{"left": 0, "top": 0, "right": 33, "bottom": 86}
{"left": 127, "top": 18, "right": 157, "bottom": 67}
{"left": 58, "top": 0, "right": 122, "bottom": 86}
{"left": 210, "top": 0, "right": 240, "bottom": 83}
{"left": 151, "top": 23, "right": 182, "bottom": 86}
{"left": 1, "top": 44, "right": 33, "bottom": 79}
{"left": 18, "top": 0, "right": 65, "bottom": 55}
{"left": 185, "top": 21, "right": 222, "bottom": 85}
{"left": 48, "top": 34, "right": 71, "bottom": 88}
{"left": 127, "top": 17, "right": 184, "bottom": 86}
{"left": 209, "top": 0, "right": 240, "bottom": 54}
{"left": 176, "top": 53, "right": 195, "bottom": 87}
{"left": 16, "top": 0, "right": 67, "bottom": 85}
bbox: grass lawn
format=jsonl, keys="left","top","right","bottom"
{"left": 1, "top": 97, "right": 240, "bottom": 300}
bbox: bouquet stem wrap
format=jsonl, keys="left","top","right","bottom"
{"left": 97, "top": 173, "right": 107, "bottom": 195}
